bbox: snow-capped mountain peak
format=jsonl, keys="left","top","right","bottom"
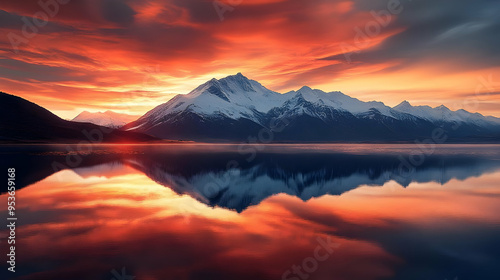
{"left": 72, "top": 110, "right": 139, "bottom": 128}
{"left": 436, "top": 104, "right": 450, "bottom": 111}
{"left": 123, "top": 73, "right": 500, "bottom": 142}
{"left": 135, "top": 73, "right": 287, "bottom": 126}
{"left": 289, "top": 86, "right": 395, "bottom": 118}
{"left": 394, "top": 100, "right": 412, "bottom": 110}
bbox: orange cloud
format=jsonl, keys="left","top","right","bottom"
{"left": 0, "top": 0, "right": 499, "bottom": 119}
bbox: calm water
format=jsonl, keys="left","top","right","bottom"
{"left": 1, "top": 144, "right": 500, "bottom": 280}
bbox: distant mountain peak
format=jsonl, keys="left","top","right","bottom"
{"left": 0, "top": 92, "right": 154, "bottom": 143}
{"left": 394, "top": 100, "right": 412, "bottom": 110}
{"left": 401, "top": 100, "right": 411, "bottom": 106}
{"left": 298, "top": 85, "right": 313, "bottom": 91}
{"left": 436, "top": 104, "right": 449, "bottom": 110}
{"left": 73, "top": 110, "right": 139, "bottom": 128}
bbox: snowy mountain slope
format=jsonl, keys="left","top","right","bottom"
{"left": 393, "top": 100, "right": 500, "bottom": 128}
{"left": 132, "top": 73, "right": 287, "bottom": 127}
{"left": 123, "top": 73, "right": 500, "bottom": 142}
{"left": 285, "top": 86, "right": 395, "bottom": 117}
{"left": 73, "top": 110, "right": 139, "bottom": 128}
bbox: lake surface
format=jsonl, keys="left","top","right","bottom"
{"left": 1, "top": 144, "right": 500, "bottom": 280}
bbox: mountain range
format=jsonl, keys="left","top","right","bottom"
{"left": 122, "top": 73, "right": 500, "bottom": 142}
{"left": 2, "top": 73, "right": 500, "bottom": 143}
{"left": 72, "top": 110, "right": 139, "bottom": 128}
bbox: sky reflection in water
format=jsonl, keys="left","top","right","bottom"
{"left": 1, "top": 144, "right": 500, "bottom": 280}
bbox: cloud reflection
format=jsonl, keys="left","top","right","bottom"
{"left": 1, "top": 144, "right": 500, "bottom": 279}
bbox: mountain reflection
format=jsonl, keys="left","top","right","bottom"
{"left": 2, "top": 144, "right": 500, "bottom": 280}
{"left": 124, "top": 151, "right": 500, "bottom": 212}
{"left": 3, "top": 144, "right": 500, "bottom": 212}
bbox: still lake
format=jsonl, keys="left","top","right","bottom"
{"left": 1, "top": 144, "right": 500, "bottom": 280}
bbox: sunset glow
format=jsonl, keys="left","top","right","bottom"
{"left": 4, "top": 158, "right": 500, "bottom": 279}
{"left": 1, "top": 0, "right": 499, "bottom": 119}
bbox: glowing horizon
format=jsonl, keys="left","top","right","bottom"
{"left": 0, "top": 0, "right": 499, "bottom": 119}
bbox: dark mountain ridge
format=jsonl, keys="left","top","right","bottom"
{"left": 0, "top": 92, "right": 156, "bottom": 143}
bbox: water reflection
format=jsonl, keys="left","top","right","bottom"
{"left": 3, "top": 144, "right": 500, "bottom": 212}
{"left": 0, "top": 144, "right": 500, "bottom": 280}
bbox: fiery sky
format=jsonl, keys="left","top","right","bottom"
{"left": 0, "top": 0, "right": 499, "bottom": 119}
